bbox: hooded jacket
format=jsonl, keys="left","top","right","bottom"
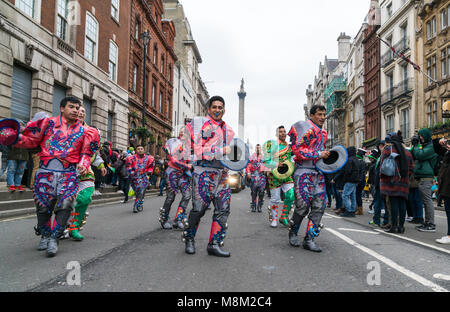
{"left": 411, "top": 128, "right": 438, "bottom": 178}
{"left": 335, "top": 147, "right": 365, "bottom": 184}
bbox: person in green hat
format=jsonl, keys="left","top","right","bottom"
{"left": 411, "top": 128, "right": 438, "bottom": 232}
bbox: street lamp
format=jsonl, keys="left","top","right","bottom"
{"left": 140, "top": 30, "right": 151, "bottom": 128}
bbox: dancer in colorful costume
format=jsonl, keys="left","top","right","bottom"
{"left": 246, "top": 144, "right": 267, "bottom": 212}
{"left": 2, "top": 97, "right": 100, "bottom": 257}
{"left": 126, "top": 145, "right": 154, "bottom": 213}
{"left": 263, "top": 126, "right": 295, "bottom": 227}
{"left": 287, "top": 105, "right": 329, "bottom": 252}
{"left": 183, "top": 96, "right": 235, "bottom": 257}
{"left": 66, "top": 107, "right": 106, "bottom": 241}
{"left": 159, "top": 127, "right": 193, "bottom": 230}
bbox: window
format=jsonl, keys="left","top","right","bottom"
{"left": 57, "top": 0, "right": 68, "bottom": 40}
{"left": 400, "top": 108, "right": 410, "bottom": 138}
{"left": 132, "top": 64, "right": 137, "bottom": 92}
{"left": 83, "top": 98, "right": 92, "bottom": 125}
{"left": 109, "top": 41, "right": 118, "bottom": 82}
{"left": 151, "top": 84, "right": 156, "bottom": 107}
{"left": 428, "top": 102, "right": 438, "bottom": 126}
{"left": 159, "top": 91, "right": 163, "bottom": 112}
{"left": 402, "top": 64, "right": 408, "bottom": 91}
{"left": 386, "top": 114, "right": 394, "bottom": 135}
{"left": 432, "top": 16, "right": 437, "bottom": 37}
{"left": 427, "top": 20, "right": 432, "bottom": 40}
{"left": 441, "top": 8, "right": 448, "bottom": 30}
{"left": 387, "top": 72, "right": 394, "bottom": 99}
{"left": 387, "top": 3, "right": 393, "bottom": 18}
{"left": 427, "top": 55, "right": 437, "bottom": 85}
{"left": 111, "top": 0, "right": 119, "bottom": 21}
{"left": 84, "top": 13, "right": 98, "bottom": 63}
{"left": 167, "top": 96, "right": 170, "bottom": 117}
{"left": 153, "top": 45, "right": 158, "bottom": 64}
{"left": 135, "top": 20, "right": 139, "bottom": 39}
{"left": 442, "top": 49, "right": 447, "bottom": 79}
{"left": 160, "top": 56, "right": 164, "bottom": 74}
{"left": 16, "top": 0, "right": 34, "bottom": 17}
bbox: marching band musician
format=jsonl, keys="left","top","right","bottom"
{"left": 263, "top": 126, "right": 295, "bottom": 228}
{"left": 183, "top": 96, "right": 235, "bottom": 257}
{"left": 246, "top": 144, "right": 267, "bottom": 213}
{"left": 287, "top": 105, "right": 329, "bottom": 252}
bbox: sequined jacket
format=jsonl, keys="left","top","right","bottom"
{"left": 126, "top": 154, "right": 155, "bottom": 177}
{"left": 186, "top": 115, "right": 235, "bottom": 162}
{"left": 14, "top": 115, "right": 99, "bottom": 170}
{"left": 246, "top": 153, "right": 266, "bottom": 174}
{"left": 289, "top": 120, "right": 328, "bottom": 167}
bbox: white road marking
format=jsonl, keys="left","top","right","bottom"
{"left": 433, "top": 274, "right": 450, "bottom": 281}
{"left": 0, "top": 215, "right": 34, "bottom": 222}
{"left": 326, "top": 228, "right": 448, "bottom": 292}
{"left": 337, "top": 228, "right": 379, "bottom": 235}
{"left": 374, "top": 229, "right": 450, "bottom": 256}
{"left": 324, "top": 212, "right": 342, "bottom": 219}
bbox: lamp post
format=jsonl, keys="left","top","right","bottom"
{"left": 140, "top": 30, "right": 151, "bottom": 128}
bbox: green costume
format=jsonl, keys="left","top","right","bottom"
{"left": 263, "top": 140, "right": 295, "bottom": 226}
{"left": 68, "top": 153, "right": 104, "bottom": 241}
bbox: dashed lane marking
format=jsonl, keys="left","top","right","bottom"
{"left": 326, "top": 228, "right": 448, "bottom": 292}
{"left": 433, "top": 274, "right": 450, "bottom": 281}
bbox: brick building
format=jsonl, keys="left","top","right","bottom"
{"left": 362, "top": 5, "right": 382, "bottom": 149}
{"left": 127, "top": 0, "right": 176, "bottom": 156}
{"left": 0, "top": 0, "right": 130, "bottom": 150}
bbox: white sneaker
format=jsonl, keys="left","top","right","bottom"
{"left": 94, "top": 191, "right": 102, "bottom": 196}
{"left": 381, "top": 209, "right": 385, "bottom": 215}
{"left": 436, "top": 236, "right": 450, "bottom": 244}
{"left": 116, "top": 190, "right": 124, "bottom": 194}
{"left": 405, "top": 217, "right": 413, "bottom": 222}
{"left": 368, "top": 209, "right": 374, "bottom": 214}
{"left": 270, "top": 220, "right": 278, "bottom": 228}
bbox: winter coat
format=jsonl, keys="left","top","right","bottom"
{"left": 411, "top": 129, "right": 438, "bottom": 178}
{"left": 338, "top": 147, "right": 364, "bottom": 184}
{"left": 438, "top": 151, "right": 450, "bottom": 198}
{"left": 113, "top": 157, "right": 129, "bottom": 178}
{"left": 379, "top": 144, "right": 414, "bottom": 200}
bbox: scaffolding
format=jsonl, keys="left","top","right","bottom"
{"left": 324, "top": 76, "right": 346, "bottom": 114}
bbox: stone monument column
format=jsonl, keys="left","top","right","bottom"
{"left": 237, "top": 78, "right": 246, "bottom": 140}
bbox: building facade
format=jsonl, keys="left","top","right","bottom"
{"left": 363, "top": 3, "right": 382, "bottom": 149}
{"left": 0, "top": 0, "right": 130, "bottom": 150}
{"left": 162, "top": 0, "right": 208, "bottom": 133}
{"left": 378, "top": 0, "right": 418, "bottom": 143}
{"left": 345, "top": 25, "right": 367, "bottom": 149}
{"left": 416, "top": 0, "right": 450, "bottom": 140}
{"left": 172, "top": 60, "right": 195, "bottom": 135}
{"left": 127, "top": 0, "right": 176, "bottom": 156}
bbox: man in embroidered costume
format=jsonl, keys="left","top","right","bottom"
{"left": 183, "top": 96, "right": 235, "bottom": 257}
{"left": 287, "top": 105, "right": 330, "bottom": 252}
{"left": 263, "top": 126, "right": 295, "bottom": 227}
{"left": 160, "top": 127, "right": 193, "bottom": 230}
{"left": 246, "top": 144, "right": 267, "bottom": 213}
{"left": 13, "top": 97, "right": 99, "bottom": 257}
{"left": 126, "top": 145, "right": 154, "bottom": 213}
{"left": 66, "top": 106, "right": 106, "bottom": 241}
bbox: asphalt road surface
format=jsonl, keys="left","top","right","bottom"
{"left": 0, "top": 189, "right": 449, "bottom": 292}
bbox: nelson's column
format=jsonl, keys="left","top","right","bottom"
{"left": 238, "top": 78, "right": 246, "bottom": 140}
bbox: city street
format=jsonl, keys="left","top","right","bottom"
{"left": 0, "top": 189, "right": 449, "bottom": 292}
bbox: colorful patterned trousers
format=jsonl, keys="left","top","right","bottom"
{"left": 130, "top": 174, "right": 149, "bottom": 211}
{"left": 250, "top": 172, "right": 266, "bottom": 209}
{"left": 161, "top": 167, "right": 192, "bottom": 223}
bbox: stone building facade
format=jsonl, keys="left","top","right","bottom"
{"left": 0, "top": 0, "right": 130, "bottom": 150}
{"left": 378, "top": 0, "right": 418, "bottom": 144}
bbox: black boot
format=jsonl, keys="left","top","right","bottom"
{"left": 207, "top": 240, "right": 230, "bottom": 257}
{"left": 302, "top": 236, "right": 322, "bottom": 253}
{"left": 184, "top": 238, "right": 195, "bottom": 255}
{"left": 289, "top": 231, "right": 301, "bottom": 247}
{"left": 251, "top": 205, "right": 256, "bottom": 212}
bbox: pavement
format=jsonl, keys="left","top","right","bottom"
{"left": 0, "top": 188, "right": 448, "bottom": 292}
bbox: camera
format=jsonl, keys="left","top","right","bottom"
{"left": 411, "top": 135, "right": 420, "bottom": 145}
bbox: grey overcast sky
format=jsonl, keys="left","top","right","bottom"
{"left": 180, "top": 0, "right": 370, "bottom": 150}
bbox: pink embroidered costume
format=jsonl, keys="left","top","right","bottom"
{"left": 160, "top": 138, "right": 193, "bottom": 230}
{"left": 246, "top": 152, "right": 267, "bottom": 212}
{"left": 14, "top": 115, "right": 99, "bottom": 255}
{"left": 126, "top": 153, "right": 154, "bottom": 213}
{"left": 183, "top": 114, "right": 235, "bottom": 256}
{"left": 288, "top": 119, "right": 328, "bottom": 251}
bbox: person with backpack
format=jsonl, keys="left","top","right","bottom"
{"left": 379, "top": 132, "right": 414, "bottom": 233}
{"left": 411, "top": 128, "right": 438, "bottom": 232}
